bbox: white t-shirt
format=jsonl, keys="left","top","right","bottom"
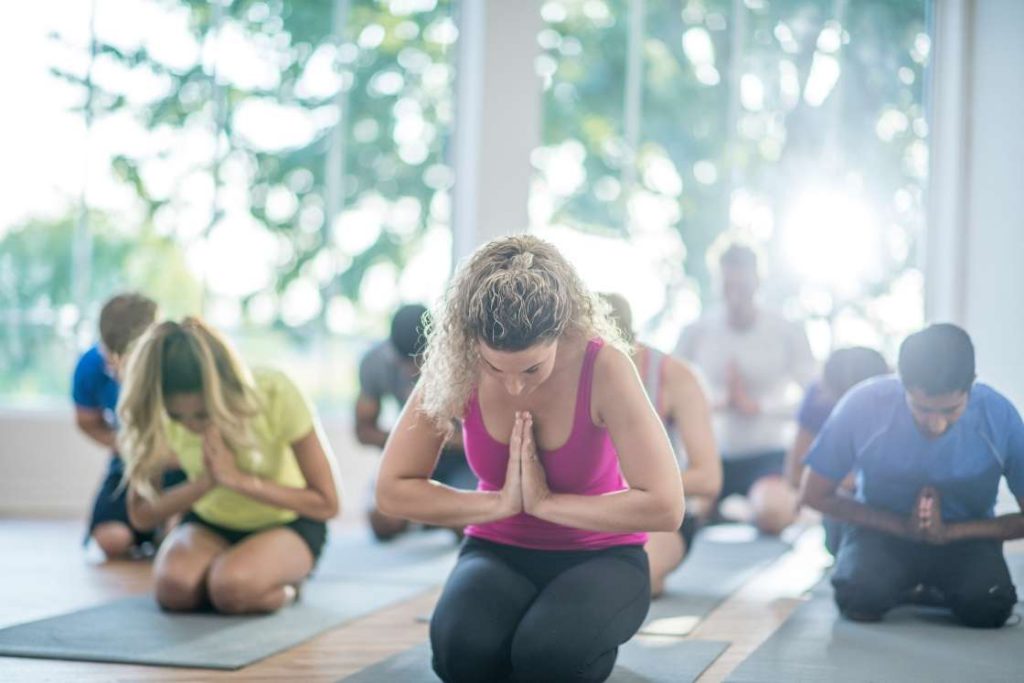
{"left": 674, "top": 308, "right": 816, "bottom": 459}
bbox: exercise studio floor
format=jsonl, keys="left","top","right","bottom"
{"left": 0, "top": 519, "right": 1020, "bottom": 682}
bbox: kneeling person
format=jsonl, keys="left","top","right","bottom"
{"left": 801, "top": 324, "right": 1023, "bottom": 628}
{"left": 118, "top": 319, "right": 340, "bottom": 614}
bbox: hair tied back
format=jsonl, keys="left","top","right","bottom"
{"left": 510, "top": 252, "right": 534, "bottom": 271}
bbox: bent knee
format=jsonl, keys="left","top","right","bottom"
{"left": 92, "top": 523, "right": 135, "bottom": 559}
{"left": 368, "top": 509, "right": 409, "bottom": 542}
{"left": 430, "top": 629, "right": 507, "bottom": 683}
{"left": 155, "top": 570, "right": 205, "bottom": 612}
{"left": 207, "top": 565, "right": 263, "bottom": 614}
{"left": 511, "top": 633, "right": 607, "bottom": 682}
{"left": 952, "top": 585, "right": 1017, "bottom": 628}
{"left": 749, "top": 479, "right": 798, "bottom": 535}
{"left": 833, "top": 581, "right": 899, "bottom": 621}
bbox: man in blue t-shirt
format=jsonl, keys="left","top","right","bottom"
{"left": 801, "top": 323, "right": 1023, "bottom": 628}
{"left": 73, "top": 293, "right": 184, "bottom": 559}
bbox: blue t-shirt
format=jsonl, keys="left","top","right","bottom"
{"left": 72, "top": 345, "right": 119, "bottom": 434}
{"left": 797, "top": 381, "right": 835, "bottom": 434}
{"left": 806, "top": 376, "right": 1024, "bottom": 522}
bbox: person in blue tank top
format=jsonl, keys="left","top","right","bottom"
{"left": 801, "top": 323, "right": 1023, "bottom": 628}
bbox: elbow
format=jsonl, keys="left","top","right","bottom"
{"left": 375, "top": 476, "right": 401, "bottom": 518}
{"left": 309, "top": 487, "right": 341, "bottom": 522}
{"left": 316, "top": 498, "right": 341, "bottom": 522}
{"left": 651, "top": 489, "right": 686, "bottom": 532}
{"left": 798, "top": 487, "right": 827, "bottom": 513}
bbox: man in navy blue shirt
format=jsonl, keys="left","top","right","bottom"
{"left": 801, "top": 323, "right": 1023, "bottom": 628}
{"left": 73, "top": 293, "right": 183, "bottom": 559}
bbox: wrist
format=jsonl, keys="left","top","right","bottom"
{"left": 222, "top": 469, "right": 250, "bottom": 492}
{"left": 943, "top": 523, "right": 965, "bottom": 542}
{"left": 527, "top": 492, "right": 554, "bottom": 520}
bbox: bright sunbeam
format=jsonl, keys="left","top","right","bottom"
{"left": 780, "top": 189, "right": 882, "bottom": 293}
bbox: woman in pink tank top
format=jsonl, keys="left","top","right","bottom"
{"left": 377, "top": 235, "right": 684, "bottom": 682}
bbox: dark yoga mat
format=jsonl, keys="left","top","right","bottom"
{"left": 726, "top": 553, "right": 1024, "bottom": 683}
{"left": 0, "top": 579, "right": 428, "bottom": 670}
{"left": 640, "top": 526, "right": 792, "bottom": 637}
{"left": 315, "top": 528, "right": 459, "bottom": 585}
{"left": 341, "top": 639, "right": 729, "bottom": 683}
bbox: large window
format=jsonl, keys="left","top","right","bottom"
{"left": 531, "top": 0, "right": 930, "bottom": 355}
{"left": 0, "top": 0, "right": 457, "bottom": 409}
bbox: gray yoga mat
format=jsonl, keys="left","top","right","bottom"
{"left": 0, "top": 579, "right": 428, "bottom": 670}
{"left": 726, "top": 554, "right": 1024, "bottom": 683}
{"left": 315, "top": 528, "right": 459, "bottom": 585}
{"left": 641, "top": 526, "right": 791, "bottom": 637}
{"left": 341, "top": 638, "right": 729, "bottom": 683}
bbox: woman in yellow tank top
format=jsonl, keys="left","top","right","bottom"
{"left": 117, "top": 318, "right": 340, "bottom": 614}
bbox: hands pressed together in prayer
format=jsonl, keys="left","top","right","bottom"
{"left": 499, "top": 411, "right": 552, "bottom": 518}
{"left": 910, "top": 486, "right": 949, "bottom": 544}
{"left": 726, "top": 360, "right": 761, "bottom": 417}
{"left": 202, "top": 426, "right": 244, "bottom": 490}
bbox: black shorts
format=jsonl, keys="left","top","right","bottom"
{"left": 88, "top": 456, "right": 187, "bottom": 545}
{"left": 182, "top": 511, "right": 327, "bottom": 562}
{"left": 678, "top": 512, "right": 700, "bottom": 552}
{"left": 719, "top": 450, "right": 786, "bottom": 498}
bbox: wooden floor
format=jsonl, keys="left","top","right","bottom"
{"left": 0, "top": 518, "right": 832, "bottom": 682}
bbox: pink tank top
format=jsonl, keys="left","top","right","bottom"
{"left": 463, "top": 338, "right": 648, "bottom": 550}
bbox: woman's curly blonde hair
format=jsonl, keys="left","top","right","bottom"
{"left": 418, "top": 234, "right": 628, "bottom": 430}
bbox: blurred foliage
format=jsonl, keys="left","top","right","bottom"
{"left": 535, "top": 0, "right": 928, "bottom": 345}
{"left": 0, "top": 214, "right": 201, "bottom": 398}
{"left": 47, "top": 0, "right": 455, "bottom": 334}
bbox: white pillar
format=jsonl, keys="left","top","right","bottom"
{"left": 926, "top": 0, "right": 1024, "bottom": 404}
{"left": 923, "top": 0, "right": 972, "bottom": 324}
{"left": 451, "top": 0, "right": 542, "bottom": 266}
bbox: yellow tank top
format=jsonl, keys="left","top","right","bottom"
{"left": 166, "top": 368, "right": 315, "bottom": 530}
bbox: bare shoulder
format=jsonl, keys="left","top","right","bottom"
{"left": 592, "top": 342, "right": 636, "bottom": 385}
{"left": 663, "top": 354, "right": 702, "bottom": 393}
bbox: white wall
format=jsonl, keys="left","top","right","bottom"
{"left": 927, "top": 0, "right": 1024, "bottom": 406}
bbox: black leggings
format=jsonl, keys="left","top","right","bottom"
{"left": 832, "top": 526, "right": 1018, "bottom": 628}
{"left": 430, "top": 537, "right": 651, "bottom": 683}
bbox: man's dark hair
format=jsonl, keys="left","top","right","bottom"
{"left": 897, "top": 323, "right": 976, "bottom": 395}
{"left": 823, "top": 346, "right": 889, "bottom": 398}
{"left": 99, "top": 293, "right": 158, "bottom": 355}
{"left": 390, "top": 304, "right": 430, "bottom": 359}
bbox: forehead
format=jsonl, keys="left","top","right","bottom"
{"left": 721, "top": 263, "right": 758, "bottom": 281}
{"left": 478, "top": 341, "right": 557, "bottom": 372}
{"left": 906, "top": 388, "right": 968, "bottom": 410}
{"left": 165, "top": 392, "right": 205, "bottom": 410}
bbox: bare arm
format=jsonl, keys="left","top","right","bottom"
{"left": 785, "top": 427, "right": 816, "bottom": 488}
{"left": 664, "top": 359, "right": 722, "bottom": 499}
{"left": 375, "top": 387, "right": 520, "bottom": 526}
{"left": 529, "top": 346, "right": 685, "bottom": 533}
{"left": 213, "top": 429, "right": 341, "bottom": 521}
{"left": 128, "top": 472, "right": 215, "bottom": 531}
{"left": 354, "top": 394, "right": 389, "bottom": 449}
{"left": 945, "top": 497, "right": 1024, "bottom": 542}
{"left": 800, "top": 468, "right": 917, "bottom": 539}
{"left": 74, "top": 407, "right": 117, "bottom": 451}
